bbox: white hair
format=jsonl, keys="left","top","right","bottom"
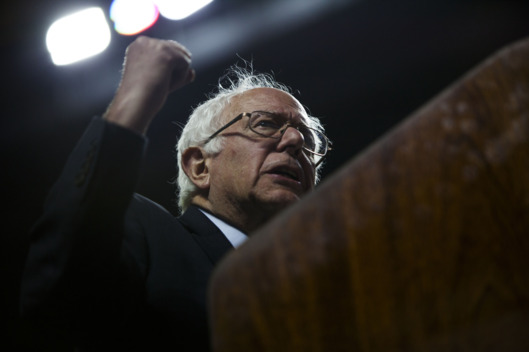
{"left": 176, "top": 66, "right": 326, "bottom": 213}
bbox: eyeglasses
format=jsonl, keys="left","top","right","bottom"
{"left": 204, "top": 111, "right": 331, "bottom": 166}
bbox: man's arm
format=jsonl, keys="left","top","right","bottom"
{"left": 20, "top": 37, "right": 194, "bottom": 348}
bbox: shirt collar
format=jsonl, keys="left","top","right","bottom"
{"left": 198, "top": 209, "right": 248, "bottom": 248}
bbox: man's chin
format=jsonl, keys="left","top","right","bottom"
{"left": 260, "top": 190, "right": 301, "bottom": 211}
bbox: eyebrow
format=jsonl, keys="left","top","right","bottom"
{"left": 259, "top": 110, "right": 309, "bottom": 127}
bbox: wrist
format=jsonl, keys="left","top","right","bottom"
{"left": 103, "top": 91, "right": 157, "bottom": 135}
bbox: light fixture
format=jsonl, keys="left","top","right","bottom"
{"left": 110, "top": 0, "right": 159, "bottom": 36}
{"left": 154, "top": 0, "right": 213, "bottom": 21}
{"left": 109, "top": 0, "right": 214, "bottom": 35}
{"left": 46, "top": 7, "right": 111, "bottom": 66}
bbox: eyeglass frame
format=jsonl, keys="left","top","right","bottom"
{"left": 203, "top": 110, "right": 331, "bottom": 167}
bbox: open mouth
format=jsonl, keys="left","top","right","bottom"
{"left": 267, "top": 165, "right": 302, "bottom": 184}
{"left": 273, "top": 170, "right": 300, "bottom": 182}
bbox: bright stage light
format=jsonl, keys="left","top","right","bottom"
{"left": 110, "top": 0, "right": 159, "bottom": 35}
{"left": 154, "top": 0, "right": 213, "bottom": 20}
{"left": 46, "top": 7, "right": 111, "bottom": 66}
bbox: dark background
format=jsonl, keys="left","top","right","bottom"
{"left": 3, "top": 0, "right": 529, "bottom": 347}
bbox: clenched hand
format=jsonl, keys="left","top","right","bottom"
{"left": 104, "top": 36, "right": 195, "bottom": 134}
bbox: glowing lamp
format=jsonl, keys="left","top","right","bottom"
{"left": 46, "top": 7, "right": 111, "bottom": 66}
{"left": 110, "top": 0, "right": 159, "bottom": 35}
{"left": 154, "top": 0, "right": 214, "bottom": 20}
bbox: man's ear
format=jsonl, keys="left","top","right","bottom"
{"left": 181, "top": 147, "right": 210, "bottom": 190}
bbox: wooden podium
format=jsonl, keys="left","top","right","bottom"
{"left": 208, "top": 37, "right": 529, "bottom": 351}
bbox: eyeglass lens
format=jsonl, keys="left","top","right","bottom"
{"left": 248, "top": 112, "right": 327, "bottom": 155}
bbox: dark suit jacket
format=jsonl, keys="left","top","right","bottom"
{"left": 20, "top": 117, "right": 234, "bottom": 351}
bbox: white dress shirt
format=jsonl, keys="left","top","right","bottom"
{"left": 199, "top": 209, "right": 248, "bottom": 248}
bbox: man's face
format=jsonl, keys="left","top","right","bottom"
{"left": 206, "top": 88, "right": 316, "bottom": 219}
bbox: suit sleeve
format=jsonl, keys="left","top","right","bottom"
{"left": 20, "top": 116, "right": 148, "bottom": 347}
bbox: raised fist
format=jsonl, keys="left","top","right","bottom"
{"left": 104, "top": 36, "right": 195, "bottom": 134}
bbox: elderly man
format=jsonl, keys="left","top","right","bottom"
{"left": 21, "top": 37, "right": 330, "bottom": 351}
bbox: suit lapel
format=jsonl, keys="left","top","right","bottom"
{"left": 178, "top": 205, "right": 234, "bottom": 266}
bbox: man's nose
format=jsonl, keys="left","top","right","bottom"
{"left": 276, "top": 125, "right": 305, "bottom": 154}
